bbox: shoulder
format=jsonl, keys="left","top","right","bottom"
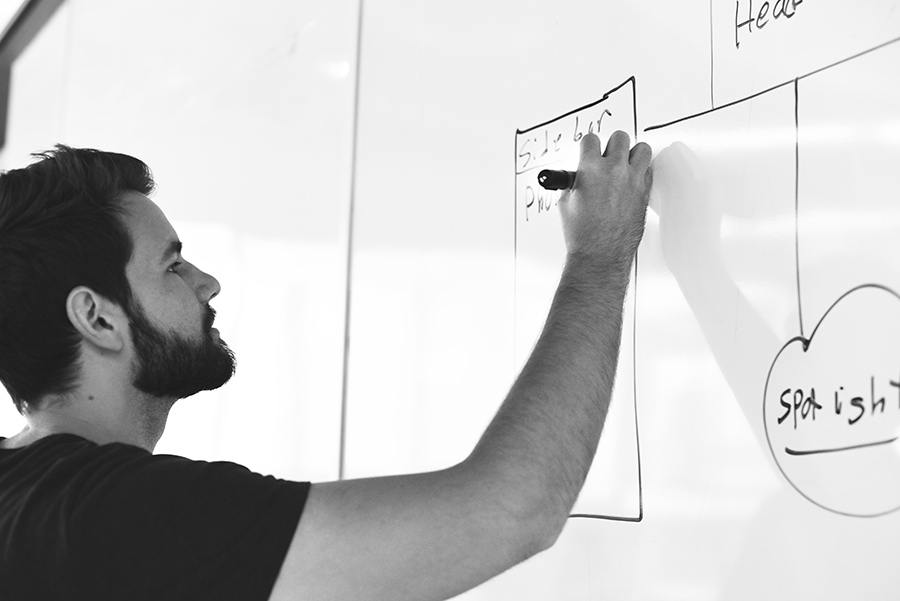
{"left": 1, "top": 432, "right": 310, "bottom": 517}
{"left": 1, "top": 433, "right": 311, "bottom": 600}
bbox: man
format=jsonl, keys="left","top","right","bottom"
{"left": 0, "top": 131, "right": 651, "bottom": 600}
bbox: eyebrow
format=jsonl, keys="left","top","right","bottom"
{"left": 160, "top": 239, "right": 183, "bottom": 264}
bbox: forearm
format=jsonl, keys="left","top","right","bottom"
{"left": 272, "top": 133, "right": 649, "bottom": 601}
{"left": 465, "top": 251, "right": 633, "bottom": 544}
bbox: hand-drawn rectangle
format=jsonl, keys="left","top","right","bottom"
{"left": 514, "top": 77, "right": 642, "bottom": 520}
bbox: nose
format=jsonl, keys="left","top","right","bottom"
{"left": 194, "top": 264, "right": 221, "bottom": 304}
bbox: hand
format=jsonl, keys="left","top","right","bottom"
{"left": 558, "top": 131, "right": 652, "bottom": 270}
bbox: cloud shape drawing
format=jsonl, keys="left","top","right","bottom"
{"left": 763, "top": 284, "right": 900, "bottom": 516}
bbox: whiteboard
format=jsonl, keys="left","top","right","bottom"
{"left": 345, "top": 0, "right": 900, "bottom": 598}
{"left": 2, "top": 0, "right": 899, "bottom": 597}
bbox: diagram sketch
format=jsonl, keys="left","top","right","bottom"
{"left": 514, "top": 15, "right": 900, "bottom": 520}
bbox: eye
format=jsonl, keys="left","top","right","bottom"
{"left": 167, "top": 261, "right": 183, "bottom": 273}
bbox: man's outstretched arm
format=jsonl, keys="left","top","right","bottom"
{"left": 269, "top": 131, "right": 652, "bottom": 601}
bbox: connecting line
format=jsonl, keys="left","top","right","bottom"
{"left": 709, "top": 0, "right": 715, "bottom": 109}
{"left": 645, "top": 34, "right": 900, "bottom": 133}
{"left": 794, "top": 77, "right": 804, "bottom": 339}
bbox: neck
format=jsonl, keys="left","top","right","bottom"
{"left": 14, "top": 392, "right": 175, "bottom": 452}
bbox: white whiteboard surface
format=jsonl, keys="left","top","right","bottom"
{"left": 345, "top": 0, "right": 900, "bottom": 598}
{"left": 1, "top": 0, "right": 899, "bottom": 597}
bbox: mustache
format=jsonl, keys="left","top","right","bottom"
{"left": 204, "top": 306, "right": 216, "bottom": 331}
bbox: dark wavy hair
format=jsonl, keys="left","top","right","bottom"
{"left": 0, "top": 146, "right": 155, "bottom": 413}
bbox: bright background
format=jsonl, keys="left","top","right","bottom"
{"left": 2, "top": 1, "right": 900, "bottom": 600}
{"left": 0, "top": 0, "right": 359, "bottom": 483}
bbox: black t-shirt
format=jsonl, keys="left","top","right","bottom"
{"left": 0, "top": 433, "right": 310, "bottom": 600}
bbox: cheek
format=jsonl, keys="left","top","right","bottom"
{"left": 166, "top": 289, "right": 204, "bottom": 330}
{"left": 137, "top": 279, "right": 202, "bottom": 332}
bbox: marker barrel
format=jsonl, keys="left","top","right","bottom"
{"left": 537, "top": 169, "right": 576, "bottom": 190}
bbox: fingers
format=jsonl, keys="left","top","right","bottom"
{"left": 629, "top": 142, "right": 652, "bottom": 171}
{"left": 580, "top": 131, "right": 650, "bottom": 164}
{"left": 603, "top": 130, "right": 631, "bottom": 158}
{"left": 578, "top": 132, "right": 602, "bottom": 163}
{"left": 577, "top": 130, "right": 652, "bottom": 179}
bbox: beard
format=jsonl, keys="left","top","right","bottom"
{"left": 127, "top": 299, "right": 236, "bottom": 400}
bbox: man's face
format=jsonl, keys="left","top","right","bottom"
{"left": 120, "top": 192, "right": 235, "bottom": 400}
{"left": 127, "top": 293, "right": 235, "bottom": 399}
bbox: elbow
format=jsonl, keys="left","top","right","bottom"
{"left": 455, "top": 458, "right": 570, "bottom": 565}
{"left": 467, "top": 485, "right": 567, "bottom": 569}
{"left": 532, "top": 507, "right": 568, "bottom": 556}
{"left": 507, "top": 494, "right": 569, "bottom": 562}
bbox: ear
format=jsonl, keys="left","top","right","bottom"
{"left": 66, "top": 287, "right": 126, "bottom": 352}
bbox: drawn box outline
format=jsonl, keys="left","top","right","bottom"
{"left": 514, "top": 76, "right": 644, "bottom": 522}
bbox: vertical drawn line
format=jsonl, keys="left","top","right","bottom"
{"left": 709, "top": 0, "right": 715, "bottom": 108}
{"left": 513, "top": 131, "right": 518, "bottom": 381}
{"left": 338, "top": 0, "right": 366, "bottom": 481}
{"left": 631, "top": 78, "right": 643, "bottom": 522}
{"left": 793, "top": 78, "right": 804, "bottom": 338}
{"left": 569, "top": 88, "right": 643, "bottom": 524}
{"left": 632, "top": 254, "right": 643, "bottom": 521}
{"left": 629, "top": 75, "right": 638, "bottom": 140}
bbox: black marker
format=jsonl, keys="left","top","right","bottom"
{"left": 537, "top": 169, "right": 576, "bottom": 190}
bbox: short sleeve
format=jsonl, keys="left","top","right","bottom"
{"left": 60, "top": 443, "right": 310, "bottom": 601}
